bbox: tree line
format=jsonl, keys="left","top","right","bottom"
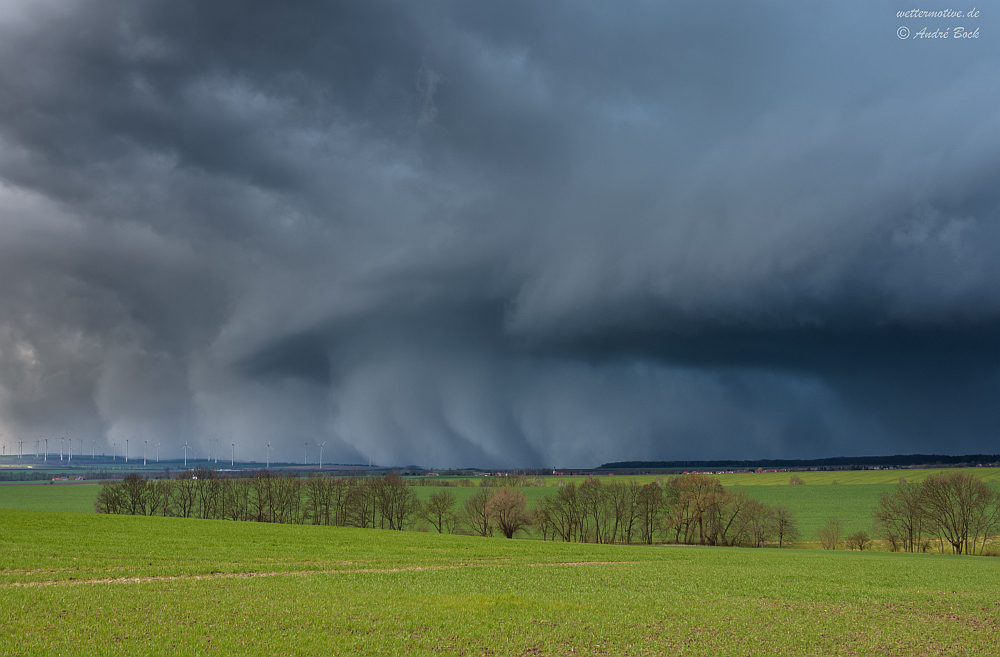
{"left": 96, "top": 470, "right": 800, "bottom": 548}
{"left": 872, "top": 472, "right": 1000, "bottom": 555}
{"left": 533, "top": 474, "right": 798, "bottom": 547}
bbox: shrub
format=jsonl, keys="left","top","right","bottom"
{"left": 846, "top": 530, "right": 871, "bottom": 551}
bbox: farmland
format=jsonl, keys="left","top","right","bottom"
{"left": 2, "top": 509, "right": 1000, "bottom": 655}
{"left": 0, "top": 482, "right": 100, "bottom": 513}
{"left": 0, "top": 481, "right": 888, "bottom": 540}
{"left": 2, "top": 468, "right": 1000, "bottom": 543}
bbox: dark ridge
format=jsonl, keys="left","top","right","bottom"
{"left": 599, "top": 454, "right": 1000, "bottom": 470}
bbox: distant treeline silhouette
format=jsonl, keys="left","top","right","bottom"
{"left": 600, "top": 454, "right": 1000, "bottom": 470}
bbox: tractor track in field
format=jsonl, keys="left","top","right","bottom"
{"left": 1, "top": 560, "right": 635, "bottom": 588}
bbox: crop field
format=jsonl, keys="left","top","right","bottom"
{"left": 2, "top": 469, "right": 999, "bottom": 545}
{"left": 2, "top": 509, "right": 1000, "bottom": 655}
{"left": 0, "top": 482, "right": 100, "bottom": 514}
{"left": 733, "top": 484, "right": 892, "bottom": 538}
{"left": 607, "top": 467, "right": 1000, "bottom": 487}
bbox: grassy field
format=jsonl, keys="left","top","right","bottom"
{"left": 1, "top": 468, "right": 998, "bottom": 544}
{"left": 2, "top": 509, "right": 999, "bottom": 655}
{"left": 606, "top": 467, "right": 1000, "bottom": 487}
{"left": 0, "top": 483, "right": 99, "bottom": 513}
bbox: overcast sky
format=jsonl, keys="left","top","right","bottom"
{"left": 1, "top": 1, "right": 998, "bottom": 467}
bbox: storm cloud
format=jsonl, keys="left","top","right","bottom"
{"left": 1, "top": 0, "right": 998, "bottom": 466}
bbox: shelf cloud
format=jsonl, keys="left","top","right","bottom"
{"left": 1, "top": 0, "right": 999, "bottom": 466}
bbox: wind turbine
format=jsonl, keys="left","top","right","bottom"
{"left": 125, "top": 438, "right": 129, "bottom": 464}
{"left": 35, "top": 439, "right": 40, "bottom": 457}
{"left": 44, "top": 437, "right": 48, "bottom": 463}
{"left": 143, "top": 439, "right": 148, "bottom": 466}
{"left": 231, "top": 442, "right": 235, "bottom": 468}
{"left": 303, "top": 442, "right": 309, "bottom": 466}
{"left": 67, "top": 439, "right": 72, "bottom": 463}
{"left": 92, "top": 440, "right": 96, "bottom": 458}
{"left": 266, "top": 441, "right": 272, "bottom": 469}
{"left": 318, "top": 441, "right": 326, "bottom": 469}
{"left": 59, "top": 437, "right": 64, "bottom": 461}
{"left": 112, "top": 441, "right": 116, "bottom": 461}
{"left": 183, "top": 441, "right": 189, "bottom": 468}
{"left": 18, "top": 438, "right": 24, "bottom": 460}
{"left": 156, "top": 443, "right": 160, "bottom": 462}
{"left": 214, "top": 438, "right": 219, "bottom": 465}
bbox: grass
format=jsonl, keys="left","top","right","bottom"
{"left": 1, "top": 468, "right": 998, "bottom": 545}
{"left": 2, "top": 509, "right": 1000, "bottom": 655}
{"left": 0, "top": 483, "right": 99, "bottom": 513}
{"left": 599, "top": 467, "right": 1000, "bottom": 487}
{"left": 734, "top": 484, "right": 894, "bottom": 538}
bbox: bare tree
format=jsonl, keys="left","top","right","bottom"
{"left": 817, "top": 517, "right": 843, "bottom": 550}
{"left": 732, "top": 498, "right": 776, "bottom": 548}
{"left": 422, "top": 490, "right": 458, "bottom": 533}
{"left": 346, "top": 478, "right": 376, "bottom": 528}
{"left": 94, "top": 479, "right": 125, "bottom": 514}
{"left": 636, "top": 482, "right": 665, "bottom": 545}
{"left": 169, "top": 472, "right": 198, "bottom": 518}
{"left": 773, "top": 504, "right": 799, "bottom": 548}
{"left": 667, "top": 474, "right": 723, "bottom": 545}
{"left": 609, "top": 480, "right": 641, "bottom": 544}
{"left": 579, "top": 477, "right": 613, "bottom": 543}
{"left": 487, "top": 487, "right": 532, "bottom": 538}
{"left": 371, "top": 473, "right": 415, "bottom": 530}
{"left": 304, "top": 474, "right": 336, "bottom": 525}
{"left": 464, "top": 488, "right": 494, "bottom": 537}
{"left": 920, "top": 472, "right": 1000, "bottom": 555}
{"left": 873, "top": 483, "right": 925, "bottom": 552}
{"left": 539, "top": 482, "right": 583, "bottom": 542}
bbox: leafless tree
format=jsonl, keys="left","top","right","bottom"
{"left": 464, "top": 487, "right": 495, "bottom": 537}
{"left": 773, "top": 504, "right": 799, "bottom": 548}
{"left": 580, "top": 477, "right": 613, "bottom": 543}
{"left": 94, "top": 479, "right": 125, "bottom": 514}
{"left": 817, "top": 517, "right": 843, "bottom": 550}
{"left": 920, "top": 472, "right": 1000, "bottom": 555}
{"left": 873, "top": 483, "right": 925, "bottom": 552}
{"left": 422, "top": 490, "right": 458, "bottom": 533}
{"left": 487, "top": 487, "right": 532, "bottom": 538}
{"left": 636, "top": 482, "right": 665, "bottom": 544}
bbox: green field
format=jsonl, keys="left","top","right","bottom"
{"left": 1, "top": 468, "right": 999, "bottom": 545}
{"left": 2, "top": 509, "right": 999, "bottom": 655}
{"left": 607, "top": 467, "right": 1000, "bottom": 487}
{"left": 0, "top": 483, "right": 99, "bottom": 513}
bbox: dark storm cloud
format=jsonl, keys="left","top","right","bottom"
{"left": 1, "top": 0, "right": 998, "bottom": 466}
